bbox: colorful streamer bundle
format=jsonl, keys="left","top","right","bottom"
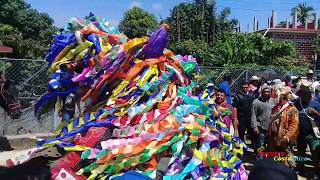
{"left": 27, "top": 13, "right": 248, "bottom": 179}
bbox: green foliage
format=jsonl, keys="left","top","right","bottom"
{"left": 164, "top": 0, "right": 300, "bottom": 72}
{"left": 0, "top": 61, "right": 11, "bottom": 73}
{"left": 313, "top": 35, "right": 320, "bottom": 69}
{"left": 291, "top": 2, "right": 314, "bottom": 26}
{"left": 165, "top": 0, "right": 237, "bottom": 45}
{"left": 119, "top": 7, "right": 158, "bottom": 39}
{"left": 0, "top": 0, "right": 58, "bottom": 59}
{"left": 208, "top": 33, "right": 297, "bottom": 68}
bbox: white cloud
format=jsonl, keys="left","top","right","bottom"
{"left": 152, "top": 3, "right": 163, "bottom": 12}
{"left": 129, "top": 1, "right": 142, "bottom": 9}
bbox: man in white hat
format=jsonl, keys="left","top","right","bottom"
{"left": 307, "top": 69, "right": 314, "bottom": 83}
{"left": 249, "top": 76, "right": 261, "bottom": 99}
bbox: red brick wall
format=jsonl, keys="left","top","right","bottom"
{"left": 269, "top": 32, "right": 316, "bottom": 63}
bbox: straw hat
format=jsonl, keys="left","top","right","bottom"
{"left": 250, "top": 76, "right": 260, "bottom": 81}
{"left": 278, "top": 86, "right": 292, "bottom": 95}
{"left": 300, "top": 79, "right": 313, "bottom": 93}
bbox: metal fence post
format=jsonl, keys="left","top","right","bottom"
{"left": 52, "top": 109, "right": 57, "bottom": 131}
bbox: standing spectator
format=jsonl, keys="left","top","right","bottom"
{"left": 311, "top": 74, "right": 320, "bottom": 96}
{"left": 284, "top": 75, "right": 293, "bottom": 88}
{"left": 249, "top": 76, "right": 261, "bottom": 99}
{"left": 267, "top": 86, "right": 299, "bottom": 167}
{"left": 292, "top": 76, "right": 302, "bottom": 94}
{"left": 251, "top": 85, "right": 272, "bottom": 155}
{"left": 306, "top": 69, "right": 314, "bottom": 83}
{"left": 218, "top": 74, "right": 232, "bottom": 104}
{"left": 233, "top": 81, "right": 254, "bottom": 141}
{"left": 215, "top": 89, "right": 239, "bottom": 137}
{"left": 294, "top": 84, "right": 320, "bottom": 178}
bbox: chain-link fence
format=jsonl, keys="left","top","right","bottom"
{"left": 199, "top": 67, "right": 298, "bottom": 93}
{"left": 0, "top": 57, "right": 310, "bottom": 135}
{"left": 0, "top": 58, "right": 53, "bottom": 135}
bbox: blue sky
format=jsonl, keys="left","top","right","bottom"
{"left": 26, "top": 0, "right": 320, "bottom": 32}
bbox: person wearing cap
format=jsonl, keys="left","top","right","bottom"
{"left": 251, "top": 84, "right": 273, "bottom": 156}
{"left": 218, "top": 74, "right": 232, "bottom": 104}
{"left": 306, "top": 69, "right": 314, "bottom": 83}
{"left": 201, "top": 83, "right": 215, "bottom": 100}
{"left": 249, "top": 76, "right": 261, "bottom": 99}
{"left": 233, "top": 81, "right": 254, "bottom": 141}
{"left": 294, "top": 84, "right": 320, "bottom": 178}
{"left": 266, "top": 86, "right": 299, "bottom": 167}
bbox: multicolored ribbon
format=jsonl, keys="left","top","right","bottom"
{"left": 20, "top": 13, "right": 252, "bottom": 180}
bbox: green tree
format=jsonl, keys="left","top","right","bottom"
{"left": 291, "top": 2, "right": 314, "bottom": 25}
{"left": 215, "top": 7, "right": 238, "bottom": 39}
{"left": 165, "top": 0, "right": 237, "bottom": 44}
{"left": 119, "top": 7, "right": 158, "bottom": 39}
{"left": 0, "top": 0, "right": 58, "bottom": 59}
{"left": 165, "top": 0, "right": 238, "bottom": 64}
{"left": 209, "top": 33, "right": 297, "bottom": 67}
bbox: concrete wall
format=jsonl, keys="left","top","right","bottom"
{"left": 268, "top": 32, "right": 317, "bottom": 63}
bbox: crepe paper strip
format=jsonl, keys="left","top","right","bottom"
{"left": 87, "top": 133, "right": 183, "bottom": 179}
{"left": 140, "top": 26, "right": 168, "bottom": 59}
{"left": 86, "top": 34, "right": 102, "bottom": 55}
{"left": 75, "top": 30, "right": 84, "bottom": 44}
{"left": 37, "top": 119, "right": 112, "bottom": 148}
{"left": 79, "top": 24, "right": 106, "bottom": 36}
{"left": 50, "top": 40, "right": 93, "bottom": 73}
{"left": 128, "top": 84, "right": 168, "bottom": 118}
{"left": 180, "top": 61, "right": 197, "bottom": 74}
{"left": 46, "top": 33, "right": 77, "bottom": 65}
{"left": 123, "top": 37, "right": 148, "bottom": 53}
{"left": 72, "top": 67, "right": 91, "bottom": 82}
{"left": 52, "top": 45, "right": 75, "bottom": 65}
{"left": 137, "top": 65, "right": 159, "bottom": 87}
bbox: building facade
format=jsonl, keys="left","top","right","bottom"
{"left": 257, "top": 11, "right": 320, "bottom": 68}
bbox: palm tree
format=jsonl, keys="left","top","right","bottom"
{"left": 291, "top": 2, "right": 314, "bottom": 25}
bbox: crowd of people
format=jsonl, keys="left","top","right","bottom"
{"left": 194, "top": 70, "right": 320, "bottom": 179}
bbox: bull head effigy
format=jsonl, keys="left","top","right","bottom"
{"left": 6, "top": 13, "right": 247, "bottom": 180}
